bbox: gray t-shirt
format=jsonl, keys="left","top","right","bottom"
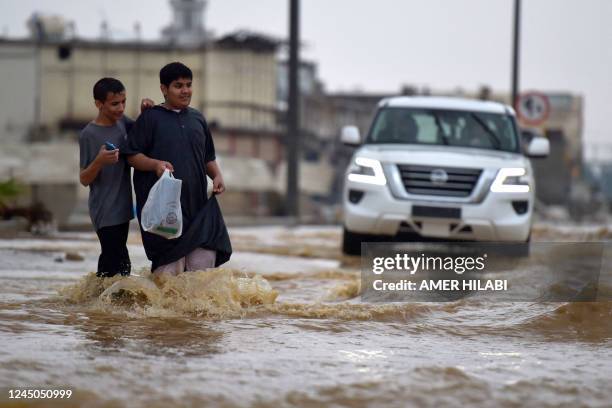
{"left": 79, "top": 117, "right": 134, "bottom": 230}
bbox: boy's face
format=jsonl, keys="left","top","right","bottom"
{"left": 95, "top": 91, "right": 126, "bottom": 122}
{"left": 161, "top": 77, "right": 192, "bottom": 109}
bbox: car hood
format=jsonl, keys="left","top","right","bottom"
{"left": 356, "top": 144, "right": 528, "bottom": 169}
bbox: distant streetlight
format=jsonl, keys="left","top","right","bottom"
{"left": 286, "top": 0, "right": 300, "bottom": 218}
{"left": 511, "top": 0, "right": 521, "bottom": 109}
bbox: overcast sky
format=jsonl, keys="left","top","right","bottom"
{"left": 2, "top": 0, "right": 610, "bottom": 152}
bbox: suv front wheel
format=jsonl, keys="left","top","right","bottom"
{"left": 342, "top": 227, "right": 367, "bottom": 255}
{"left": 342, "top": 227, "right": 384, "bottom": 256}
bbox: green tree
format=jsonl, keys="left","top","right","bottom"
{"left": 0, "top": 179, "right": 24, "bottom": 207}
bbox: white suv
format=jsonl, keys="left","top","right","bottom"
{"left": 341, "top": 96, "right": 550, "bottom": 255}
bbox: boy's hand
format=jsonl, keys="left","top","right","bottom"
{"left": 140, "top": 98, "right": 155, "bottom": 112}
{"left": 95, "top": 145, "right": 119, "bottom": 165}
{"left": 212, "top": 175, "right": 225, "bottom": 195}
{"left": 155, "top": 161, "right": 174, "bottom": 177}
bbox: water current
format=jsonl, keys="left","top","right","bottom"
{"left": 0, "top": 224, "right": 610, "bottom": 407}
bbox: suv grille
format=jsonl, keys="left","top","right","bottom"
{"left": 397, "top": 165, "right": 482, "bottom": 197}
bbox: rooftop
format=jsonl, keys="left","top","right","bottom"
{"left": 0, "top": 30, "right": 280, "bottom": 53}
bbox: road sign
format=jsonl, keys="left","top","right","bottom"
{"left": 517, "top": 92, "right": 550, "bottom": 126}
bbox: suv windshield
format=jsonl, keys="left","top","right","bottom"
{"left": 366, "top": 108, "right": 520, "bottom": 152}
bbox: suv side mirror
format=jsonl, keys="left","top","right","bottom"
{"left": 341, "top": 126, "right": 361, "bottom": 145}
{"left": 526, "top": 136, "right": 550, "bottom": 158}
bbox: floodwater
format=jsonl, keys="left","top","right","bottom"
{"left": 0, "top": 224, "right": 610, "bottom": 407}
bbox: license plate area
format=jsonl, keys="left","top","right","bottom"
{"left": 412, "top": 205, "right": 461, "bottom": 219}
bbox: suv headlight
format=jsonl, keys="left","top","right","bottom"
{"left": 347, "top": 157, "right": 386, "bottom": 186}
{"left": 491, "top": 167, "right": 530, "bottom": 193}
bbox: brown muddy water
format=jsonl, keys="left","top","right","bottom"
{"left": 0, "top": 224, "right": 610, "bottom": 408}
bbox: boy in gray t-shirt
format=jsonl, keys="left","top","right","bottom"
{"left": 79, "top": 77, "right": 151, "bottom": 277}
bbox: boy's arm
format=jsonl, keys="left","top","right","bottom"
{"left": 121, "top": 98, "right": 152, "bottom": 134}
{"left": 127, "top": 154, "right": 174, "bottom": 177}
{"left": 206, "top": 160, "right": 225, "bottom": 195}
{"left": 202, "top": 118, "right": 223, "bottom": 194}
{"left": 140, "top": 98, "right": 155, "bottom": 113}
{"left": 80, "top": 145, "right": 119, "bottom": 186}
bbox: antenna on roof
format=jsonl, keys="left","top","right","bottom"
{"left": 100, "top": 20, "right": 110, "bottom": 41}
{"left": 134, "top": 22, "right": 142, "bottom": 41}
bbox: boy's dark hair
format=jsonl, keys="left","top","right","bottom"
{"left": 93, "top": 78, "right": 125, "bottom": 102}
{"left": 160, "top": 62, "right": 193, "bottom": 86}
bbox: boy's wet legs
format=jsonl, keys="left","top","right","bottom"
{"left": 152, "top": 248, "right": 216, "bottom": 276}
{"left": 185, "top": 248, "right": 216, "bottom": 271}
{"left": 96, "top": 222, "right": 131, "bottom": 277}
{"left": 152, "top": 257, "right": 186, "bottom": 277}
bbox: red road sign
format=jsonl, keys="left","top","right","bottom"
{"left": 516, "top": 92, "right": 550, "bottom": 126}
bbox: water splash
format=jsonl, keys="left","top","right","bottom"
{"left": 59, "top": 269, "right": 279, "bottom": 319}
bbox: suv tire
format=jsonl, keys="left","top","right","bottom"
{"left": 343, "top": 227, "right": 376, "bottom": 256}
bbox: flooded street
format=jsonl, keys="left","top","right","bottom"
{"left": 0, "top": 224, "right": 611, "bottom": 407}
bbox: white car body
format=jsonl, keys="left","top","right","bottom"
{"left": 342, "top": 96, "right": 548, "bottom": 253}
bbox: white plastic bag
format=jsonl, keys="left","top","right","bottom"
{"left": 141, "top": 170, "right": 183, "bottom": 239}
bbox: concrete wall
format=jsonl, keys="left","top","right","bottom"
{"left": 39, "top": 45, "right": 205, "bottom": 123}
{"left": 205, "top": 48, "right": 278, "bottom": 129}
{"left": 0, "top": 43, "right": 36, "bottom": 143}
{"left": 29, "top": 42, "right": 278, "bottom": 131}
{"left": 0, "top": 142, "right": 80, "bottom": 226}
